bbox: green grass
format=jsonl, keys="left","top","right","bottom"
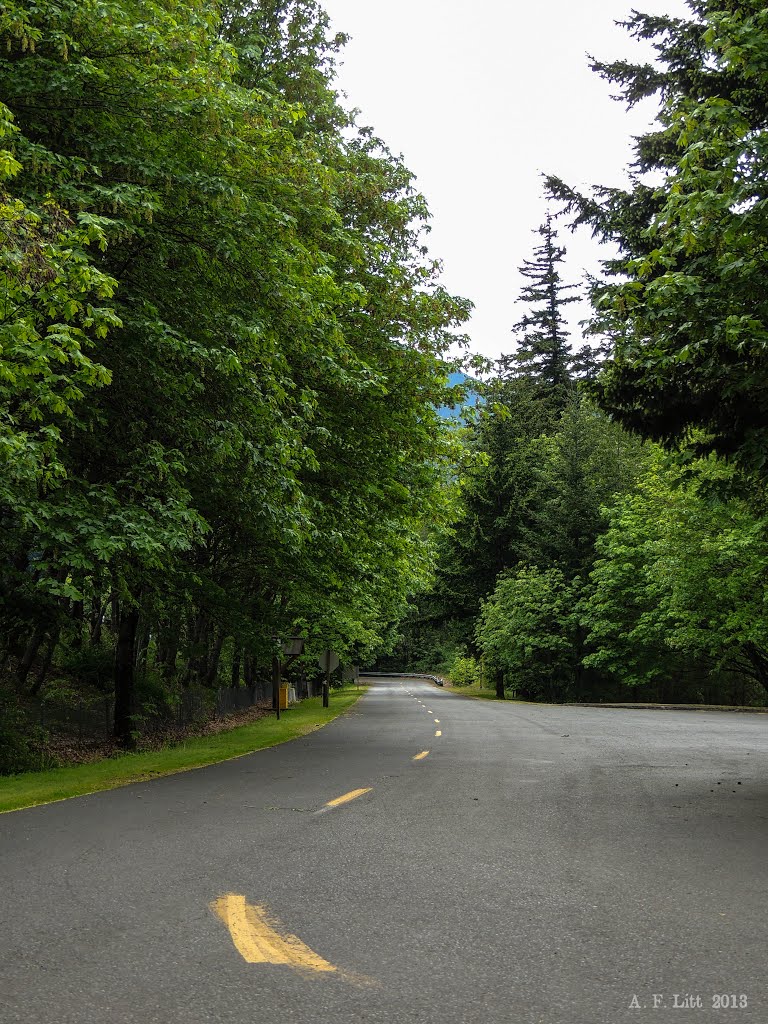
{"left": 446, "top": 682, "right": 519, "bottom": 701}
{"left": 0, "top": 686, "right": 366, "bottom": 815}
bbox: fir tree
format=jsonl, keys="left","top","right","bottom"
{"left": 547, "top": 1, "right": 768, "bottom": 479}
{"left": 501, "top": 214, "right": 579, "bottom": 409}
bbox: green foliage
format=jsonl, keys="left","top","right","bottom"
{"left": 0, "top": 0, "right": 469, "bottom": 754}
{"left": 449, "top": 655, "right": 479, "bottom": 687}
{"left": 386, "top": 5, "right": 768, "bottom": 711}
{"left": 548, "top": 0, "right": 768, "bottom": 479}
{"left": 477, "top": 566, "right": 580, "bottom": 701}
{"left": 582, "top": 450, "right": 768, "bottom": 698}
{"left": 428, "top": 375, "right": 554, "bottom": 646}
{"left": 0, "top": 689, "right": 43, "bottom": 775}
{"left": 421, "top": 219, "right": 621, "bottom": 653}
{"left": 0, "top": 685, "right": 365, "bottom": 811}
{"left": 500, "top": 213, "right": 579, "bottom": 407}
{"left": 0, "top": 99, "right": 116, "bottom": 505}
{"left": 523, "top": 397, "right": 650, "bottom": 573}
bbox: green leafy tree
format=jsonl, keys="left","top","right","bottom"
{"left": 583, "top": 450, "right": 768, "bottom": 702}
{"left": 398, "top": 388, "right": 646, "bottom": 681}
{"left": 0, "top": 98, "right": 117, "bottom": 506}
{"left": 0, "top": 0, "right": 469, "bottom": 749}
{"left": 448, "top": 655, "right": 479, "bottom": 688}
{"left": 476, "top": 565, "right": 581, "bottom": 701}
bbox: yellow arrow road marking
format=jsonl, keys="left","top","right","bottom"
{"left": 413, "top": 750, "right": 430, "bottom": 761}
{"left": 211, "top": 894, "right": 336, "bottom": 972}
{"left": 325, "top": 787, "right": 372, "bottom": 808}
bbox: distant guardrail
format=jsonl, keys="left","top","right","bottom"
{"left": 359, "top": 672, "right": 444, "bottom": 686}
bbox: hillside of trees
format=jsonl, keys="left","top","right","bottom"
{"left": 386, "top": 1, "right": 768, "bottom": 709}
{"left": 0, "top": 0, "right": 470, "bottom": 768}
{"left": 2, "top": 0, "right": 768, "bottom": 775}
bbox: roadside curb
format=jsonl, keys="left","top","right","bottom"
{"left": 565, "top": 702, "right": 768, "bottom": 714}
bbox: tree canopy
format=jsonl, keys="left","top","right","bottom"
{"left": 0, "top": 0, "right": 469, "bottom": 751}
{"left": 548, "top": 0, "right": 768, "bottom": 478}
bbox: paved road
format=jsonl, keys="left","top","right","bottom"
{"left": 2, "top": 678, "right": 767, "bottom": 1024}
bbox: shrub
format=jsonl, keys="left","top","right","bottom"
{"left": 450, "top": 655, "right": 479, "bottom": 687}
{"left": 0, "top": 690, "right": 43, "bottom": 775}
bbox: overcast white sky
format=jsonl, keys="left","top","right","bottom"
{"left": 321, "top": 0, "right": 690, "bottom": 363}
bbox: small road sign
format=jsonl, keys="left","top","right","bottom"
{"left": 317, "top": 651, "right": 340, "bottom": 674}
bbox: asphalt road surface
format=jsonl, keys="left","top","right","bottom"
{"left": 2, "top": 677, "right": 767, "bottom": 1024}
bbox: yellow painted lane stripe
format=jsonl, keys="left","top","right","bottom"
{"left": 325, "top": 787, "right": 372, "bottom": 808}
{"left": 435, "top": 730, "right": 442, "bottom": 737}
{"left": 211, "top": 894, "right": 336, "bottom": 972}
{"left": 413, "top": 750, "right": 430, "bottom": 761}
{"left": 434, "top": 719, "right": 440, "bottom": 724}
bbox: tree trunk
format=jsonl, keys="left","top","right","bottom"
{"left": 29, "top": 630, "right": 59, "bottom": 696}
{"left": 205, "top": 629, "right": 225, "bottom": 688}
{"left": 70, "top": 601, "right": 84, "bottom": 650}
{"left": 244, "top": 654, "right": 254, "bottom": 687}
{"left": 90, "top": 596, "right": 106, "bottom": 645}
{"left": 135, "top": 620, "right": 150, "bottom": 676}
{"left": 156, "top": 616, "right": 181, "bottom": 679}
{"left": 114, "top": 606, "right": 140, "bottom": 748}
{"left": 495, "top": 672, "right": 505, "bottom": 700}
{"left": 231, "top": 646, "right": 241, "bottom": 689}
{"left": 183, "top": 609, "right": 208, "bottom": 687}
{"left": 17, "top": 630, "right": 46, "bottom": 687}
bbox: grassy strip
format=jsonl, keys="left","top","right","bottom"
{"left": 444, "top": 682, "right": 537, "bottom": 703}
{"left": 444, "top": 683, "right": 515, "bottom": 701}
{"left": 0, "top": 686, "right": 366, "bottom": 815}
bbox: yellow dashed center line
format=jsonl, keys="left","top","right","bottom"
{"left": 413, "top": 750, "right": 430, "bottom": 761}
{"left": 325, "top": 787, "right": 372, "bottom": 808}
{"left": 434, "top": 719, "right": 440, "bottom": 724}
{"left": 435, "top": 730, "right": 442, "bottom": 737}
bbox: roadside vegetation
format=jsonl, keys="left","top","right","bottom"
{"left": 383, "top": 2, "right": 768, "bottom": 710}
{"left": 443, "top": 681, "right": 507, "bottom": 702}
{"left": 3, "top": 0, "right": 768, "bottom": 772}
{"left": 0, "top": 686, "right": 364, "bottom": 813}
{"left": 0, "top": 0, "right": 470, "bottom": 771}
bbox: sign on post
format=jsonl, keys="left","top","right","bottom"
{"left": 317, "top": 651, "right": 340, "bottom": 674}
{"left": 317, "top": 651, "right": 339, "bottom": 708}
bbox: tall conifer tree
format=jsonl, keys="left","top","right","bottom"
{"left": 547, "top": 0, "right": 768, "bottom": 478}
{"left": 501, "top": 214, "right": 579, "bottom": 409}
